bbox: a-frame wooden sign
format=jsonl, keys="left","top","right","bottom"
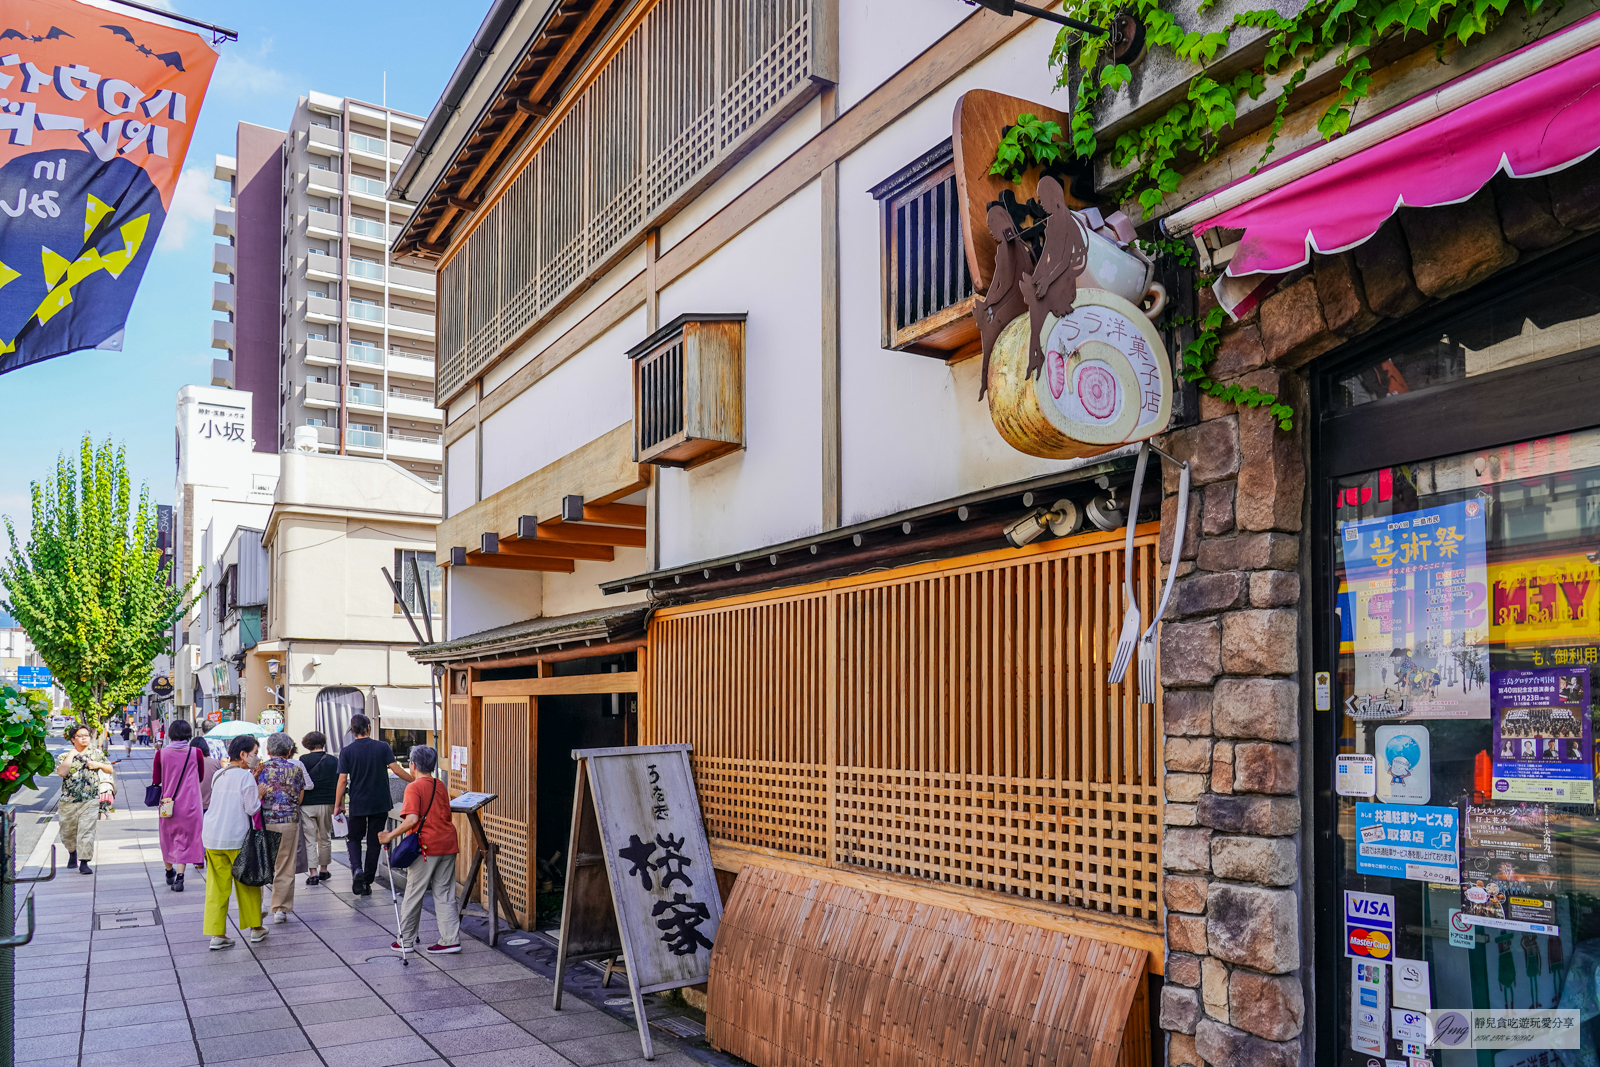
{"left": 552, "top": 744, "right": 722, "bottom": 1061}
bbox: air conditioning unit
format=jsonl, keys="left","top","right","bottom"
{"left": 627, "top": 313, "right": 746, "bottom": 468}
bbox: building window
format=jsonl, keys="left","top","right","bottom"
{"left": 870, "top": 139, "right": 978, "bottom": 360}
{"left": 394, "top": 550, "right": 439, "bottom": 618}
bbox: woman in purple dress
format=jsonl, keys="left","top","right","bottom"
{"left": 154, "top": 720, "right": 207, "bottom": 892}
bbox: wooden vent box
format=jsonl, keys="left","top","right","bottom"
{"left": 627, "top": 313, "right": 746, "bottom": 468}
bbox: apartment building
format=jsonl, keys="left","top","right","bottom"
{"left": 210, "top": 91, "right": 444, "bottom": 485}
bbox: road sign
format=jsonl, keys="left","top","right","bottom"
{"left": 15, "top": 666, "right": 52, "bottom": 689}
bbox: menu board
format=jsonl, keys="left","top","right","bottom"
{"left": 1459, "top": 805, "right": 1560, "bottom": 935}
{"left": 1339, "top": 500, "right": 1490, "bottom": 719}
{"left": 1490, "top": 668, "right": 1593, "bottom": 803}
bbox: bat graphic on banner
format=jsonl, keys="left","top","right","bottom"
{"left": 0, "top": 0, "right": 218, "bottom": 376}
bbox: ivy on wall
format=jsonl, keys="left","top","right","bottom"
{"left": 1024, "top": 0, "right": 1545, "bottom": 427}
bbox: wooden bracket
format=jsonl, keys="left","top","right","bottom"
{"left": 514, "top": 97, "right": 552, "bottom": 118}
{"left": 447, "top": 194, "right": 482, "bottom": 213}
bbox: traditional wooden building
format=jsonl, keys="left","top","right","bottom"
{"left": 399, "top": 0, "right": 1600, "bottom": 1064}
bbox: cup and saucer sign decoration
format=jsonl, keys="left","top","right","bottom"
{"left": 987, "top": 291, "right": 1169, "bottom": 458}
{"left": 972, "top": 176, "right": 1172, "bottom": 460}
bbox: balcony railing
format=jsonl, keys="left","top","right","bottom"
{"left": 309, "top": 125, "right": 342, "bottom": 151}
{"left": 388, "top": 306, "right": 435, "bottom": 334}
{"left": 388, "top": 264, "right": 436, "bottom": 293}
{"left": 306, "top": 294, "right": 340, "bottom": 320}
{"left": 347, "top": 386, "right": 383, "bottom": 407}
{"left": 306, "top": 251, "right": 340, "bottom": 278}
{"left": 388, "top": 431, "right": 440, "bottom": 444}
{"left": 349, "top": 217, "right": 395, "bottom": 241}
{"left": 349, "top": 175, "right": 388, "bottom": 198}
{"left": 347, "top": 343, "right": 383, "bottom": 365}
{"left": 307, "top": 209, "right": 341, "bottom": 235}
{"left": 348, "top": 300, "right": 384, "bottom": 324}
{"left": 346, "top": 429, "right": 383, "bottom": 449}
{"left": 388, "top": 387, "right": 432, "bottom": 404}
{"left": 349, "top": 133, "right": 386, "bottom": 156}
{"left": 349, "top": 259, "right": 384, "bottom": 281}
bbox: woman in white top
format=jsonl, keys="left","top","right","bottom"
{"left": 201, "top": 735, "right": 271, "bottom": 950}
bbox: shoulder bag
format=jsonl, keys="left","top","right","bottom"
{"left": 144, "top": 749, "right": 163, "bottom": 809}
{"left": 158, "top": 750, "right": 200, "bottom": 818}
{"left": 231, "top": 777, "right": 282, "bottom": 887}
{"left": 388, "top": 778, "right": 439, "bottom": 869}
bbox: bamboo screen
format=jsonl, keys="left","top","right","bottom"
{"left": 644, "top": 528, "right": 1164, "bottom": 925}
{"left": 480, "top": 698, "right": 535, "bottom": 926}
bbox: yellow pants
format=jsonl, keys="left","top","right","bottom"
{"left": 203, "top": 848, "right": 262, "bottom": 937}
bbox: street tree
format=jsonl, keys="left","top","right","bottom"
{"left": 0, "top": 436, "right": 192, "bottom": 729}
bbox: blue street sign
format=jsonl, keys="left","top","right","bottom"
{"left": 15, "top": 666, "right": 52, "bottom": 689}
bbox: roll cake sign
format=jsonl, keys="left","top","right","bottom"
{"left": 972, "top": 175, "right": 1172, "bottom": 460}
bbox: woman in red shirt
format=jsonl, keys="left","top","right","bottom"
{"left": 378, "top": 746, "right": 459, "bottom": 954}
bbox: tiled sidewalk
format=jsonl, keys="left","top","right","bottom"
{"left": 11, "top": 747, "right": 695, "bottom": 1067}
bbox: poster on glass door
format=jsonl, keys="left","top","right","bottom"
{"left": 1339, "top": 499, "right": 1490, "bottom": 720}
{"left": 1459, "top": 805, "right": 1560, "bottom": 935}
{"left": 1491, "top": 668, "right": 1593, "bottom": 803}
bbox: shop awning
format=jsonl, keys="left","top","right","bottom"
{"left": 409, "top": 604, "right": 650, "bottom": 665}
{"left": 1166, "top": 12, "right": 1600, "bottom": 284}
{"left": 370, "top": 688, "right": 439, "bottom": 732}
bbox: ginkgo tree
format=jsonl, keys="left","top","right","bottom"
{"left": 1, "top": 437, "right": 194, "bottom": 730}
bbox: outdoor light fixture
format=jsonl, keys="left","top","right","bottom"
{"left": 1085, "top": 490, "right": 1127, "bottom": 532}
{"left": 266, "top": 658, "right": 280, "bottom": 678}
{"left": 962, "top": 1, "right": 1145, "bottom": 63}
{"left": 1005, "top": 499, "right": 1082, "bottom": 548}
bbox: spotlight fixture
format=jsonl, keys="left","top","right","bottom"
{"left": 962, "top": 1, "right": 1145, "bottom": 63}
{"left": 1085, "top": 491, "right": 1125, "bottom": 532}
{"left": 1004, "top": 499, "right": 1082, "bottom": 548}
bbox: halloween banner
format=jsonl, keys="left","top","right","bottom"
{"left": 0, "top": 0, "right": 216, "bottom": 373}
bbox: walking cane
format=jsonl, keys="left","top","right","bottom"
{"left": 382, "top": 842, "right": 411, "bottom": 967}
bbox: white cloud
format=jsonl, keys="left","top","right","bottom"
{"left": 157, "top": 166, "right": 223, "bottom": 252}
{"left": 212, "top": 42, "right": 288, "bottom": 98}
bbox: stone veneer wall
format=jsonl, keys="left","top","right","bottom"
{"left": 1151, "top": 156, "right": 1600, "bottom": 1067}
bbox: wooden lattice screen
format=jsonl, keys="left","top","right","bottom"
{"left": 479, "top": 698, "right": 535, "bottom": 926}
{"left": 437, "top": 0, "right": 829, "bottom": 400}
{"left": 643, "top": 527, "right": 1164, "bottom": 926}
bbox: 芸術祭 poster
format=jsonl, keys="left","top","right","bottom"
{"left": 1491, "top": 668, "right": 1594, "bottom": 803}
{"left": 0, "top": 0, "right": 216, "bottom": 374}
{"left": 1339, "top": 499, "right": 1490, "bottom": 718}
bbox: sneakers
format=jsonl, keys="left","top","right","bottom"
{"left": 173, "top": 873, "right": 184, "bottom": 893}
{"left": 209, "top": 936, "right": 234, "bottom": 950}
{"left": 271, "top": 910, "right": 287, "bottom": 924}
{"left": 391, "top": 941, "right": 412, "bottom": 953}
{"left": 248, "top": 927, "right": 269, "bottom": 944}
{"left": 351, "top": 876, "right": 366, "bottom": 896}
{"left": 165, "top": 868, "right": 175, "bottom": 886}
{"left": 426, "top": 943, "right": 461, "bottom": 955}
{"left": 78, "top": 863, "right": 92, "bottom": 875}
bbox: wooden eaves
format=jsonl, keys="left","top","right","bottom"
{"left": 394, "top": 0, "right": 627, "bottom": 259}
{"left": 446, "top": 497, "right": 647, "bottom": 575}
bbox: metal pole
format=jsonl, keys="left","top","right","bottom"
{"left": 95, "top": 0, "right": 239, "bottom": 41}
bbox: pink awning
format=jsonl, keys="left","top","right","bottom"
{"left": 1195, "top": 14, "right": 1600, "bottom": 278}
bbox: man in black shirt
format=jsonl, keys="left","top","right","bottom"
{"left": 334, "top": 714, "right": 413, "bottom": 895}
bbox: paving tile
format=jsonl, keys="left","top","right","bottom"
{"left": 198, "top": 1025, "right": 310, "bottom": 1062}
{"left": 88, "top": 967, "right": 175, "bottom": 992}
{"left": 357, "top": 968, "right": 460, "bottom": 994}
{"left": 492, "top": 996, "right": 577, "bottom": 1024}
{"left": 447, "top": 1045, "right": 572, "bottom": 1067}
{"left": 14, "top": 978, "right": 88, "bottom": 1001}
{"left": 79, "top": 1038, "right": 199, "bottom": 1067}
{"left": 449, "top": 962, "right": 540, "bottom": 986}
{"left": 405, "top": 1002, "right": 516, "bottom": 1033}
{"left": 427, "top": 1022, "right": 541, "bottom": 1056}
{"left": 288, "top": 995, "right": 394, "bottom": 1025}
{"left": 380, "top": 985, "right": 488, "bottom": 1012}
{"left": 12, "top": 1055, "right": 78, "bottom": 1067}
{"left": 190, "top": 1006, "right": 298, "bottom": 1038}
{"left": 267, "top": 964, "right": 355, "bottom": 987}
{"left": 518, "top": 1010, "right": 632, "bottom": 1043}
{"left": 548, "top": 1031, "right": 680, "bottom": 1067}
{"left": 182, "top": 990, "right": 288, "bottom": 1018}
{"left": 14, "top": 995, "right": 85, "bottom": 1019}
{"left": 577, "top": 1053, "right": 695, "bottom": 1067}
{"left": 304, "top": 1013, "right": 415, "bottom": 1047}
{"left": 85, "top": 981, "right": 179, "bottom": 1009}
{"left": 18, "top": 964, "right": 89, "bottom": 984}
{"left": 279, "top": 979, "right": 365, "bottom": 1005}
{"left": 81, "top": 1019, "right": 192, "bottom": 1054}
{"left": 13, "top": 1011, "right": 83, "bottom": 1039}
{"left": 10, "top": 1031, "right": 81, "bottom": 1059}
{"left": 176, "top": 970, "right": 275, "bottom": 995}
{"left": 309, "top": 1034, "right": 440, "bottom": 1067}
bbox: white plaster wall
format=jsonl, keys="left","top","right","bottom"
{"left": 657, "top": 180, "right": 824, "bottom": 567}
{"left": 542, "top": 548, "right": 650, "bottom": 617}
{"left": 446, "top": 431, "right": 475, "bottom": 517}
{"left": 479, "top": 308, "right": 645, "bottom": 499}
{"left": 837, "top": 0, "right": 973, "bottom": 112}
{"left": 836, "top": 25, "right": 1086, "bottom": 526}
{"left": 446, "top": 565, "right": 542, "bottom": 638}
{"left": 271, "top": 516, "right": 429, "bottom": 645}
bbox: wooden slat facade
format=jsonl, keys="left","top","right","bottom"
{"left": 643, "top": 525, "right": 1165, "bottom": 929}
{"left": 480, "top": 698, "right": 535, "bottom": 926}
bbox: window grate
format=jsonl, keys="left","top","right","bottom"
{"left": 893, "top": 173, "right": 972, "bottom": 332}
{"left": 639, "top": 340, "right": 685, "bottom": 451}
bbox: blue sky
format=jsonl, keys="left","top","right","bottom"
{"left": 0, "top": 0, "right": 485, "bottom": 528}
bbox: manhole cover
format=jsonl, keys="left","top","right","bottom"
{"left": 96, "top": 910, "right": 157, "bottom": 930}
{"left": 506, "top": 938, "right": 530, "bottom": 945}
{"left": 364, "top": 954, "right": 406, "bottom": 964}
{"left": 605, "top": 996, "right": 636, "bottom": 1008}
{"left": 653, "top": 1017, "right": 707, "bottom": 1039}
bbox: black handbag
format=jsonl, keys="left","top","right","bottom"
{"left": 389, "top": 779, "right": 439, "bottom": 869}
{"left": 233, "top": 810, "right": 282, "bottom": 887}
